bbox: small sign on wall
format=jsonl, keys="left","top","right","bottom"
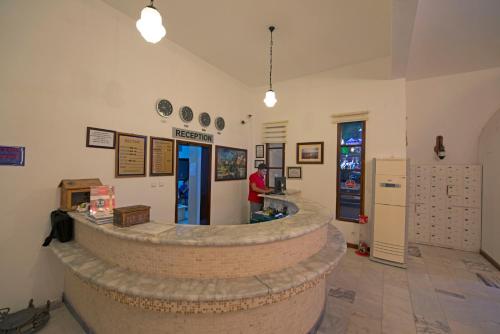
{"left": 0, "top": 146, "right": 25, "bottom": 166}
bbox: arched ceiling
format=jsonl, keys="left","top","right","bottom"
{"left": 102, "top": 0, "right": 500, "bottom": 85}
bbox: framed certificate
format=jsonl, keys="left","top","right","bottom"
{"left": 116, "top": 133, "right": 147, "bottom": 177}
{"left": 255, "top": 145, "right": 265, "bottom": 158}
{"left": 150, "top": 137, "right": 174, "bottom": 176}
{"left": 287, "top": 166, "right": 302, "bottom": 179}
{"left": 86, "top": 127, "right": 116, "bottom": 149}
{"left": 254, "top": 160, "right": 265, "bottom": 168}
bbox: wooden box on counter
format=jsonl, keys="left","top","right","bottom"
{"left": 113, "top": 205, "right": 150, "bottom": 227}
{"left": 59, "top": 178, "right": 102, "bottom": 211}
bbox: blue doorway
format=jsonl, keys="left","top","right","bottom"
{"left": 175, "top": 141, "right": 212, "bottom": 225}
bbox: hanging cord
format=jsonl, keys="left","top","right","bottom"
{"left": 269, "top": 26, "right": 275, "bottom": 90}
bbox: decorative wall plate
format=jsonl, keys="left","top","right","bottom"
{"left": 215, "top": 117, "right": 225, "bottom": 131}
{"left": 179, "top": 106, "right": 194, "bottom": 123}
{"left": 156, "top": 99, "right": 173, "bottom": 118}
{"left": 199, "top": 112, "right": 211, "bottom": 128}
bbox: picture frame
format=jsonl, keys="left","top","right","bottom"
{"left": 116, "top": 132, "right": 147, "bottom": 177}
{"left": 254, "top": 159, "right": 265, "bottom": 168}
{"left": 287, "top": 166, "right": 302, "bottom": 179}
{"left": 215, "top": 145, "right": 247, "bottom": 181}
{"left": 297, "top": 142, "right": 324, "bottom": 164}
{"left": 150, "top": 137, "right": 174, "bottom": 176}
{"left": 86, "top": 127, "right": 116, "bottom": 149}
{"left": 255, "top": 144, "right": 265, "bottom": 158}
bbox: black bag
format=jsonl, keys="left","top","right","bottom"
{"left": 42, "top": 210, "right": 74, "bottom": 246}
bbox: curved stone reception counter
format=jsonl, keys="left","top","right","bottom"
{"left": 51, "top": 192, "right": 346, "bottom": 334}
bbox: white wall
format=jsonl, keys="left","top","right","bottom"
{"left": 250, "top": 58, "right": 407, "bottom": 245}
{"left": 478, "top": 109, "right": 500, "bottom": 265}
{"left": 0, "top": 0, "right": 251, "bottom": 310}
{"left": 407, "top": 67, "right": 500, "bottom": 164}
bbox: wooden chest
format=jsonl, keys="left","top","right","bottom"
{"left": 59, "top": 179, "right": 102, "bottom": 211}
{"left": 113, "top": 205, "right": 150, "bottom": 227}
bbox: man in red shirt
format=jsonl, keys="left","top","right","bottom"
{"left": 248, "top": 163, "right": 271, "bottom": 220}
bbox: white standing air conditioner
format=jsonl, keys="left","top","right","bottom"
{"left": 370, "top": 159, "right": 409, "bottom": 267}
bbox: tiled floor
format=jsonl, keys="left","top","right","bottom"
{"left": 318, "top": 244, "right": 500, "bottom": 334}
{"left": 39, "top": 305, "right": 85, "bottom": 334}
{"left": 38, "top": 244, "right": 500, "bottom": 334}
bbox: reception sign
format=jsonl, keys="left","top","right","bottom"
{"left": 172, "top": 127, "right": 213, "bottom": 144}
{"left": 0, "top": 146, "right": 25, "bottom": 166}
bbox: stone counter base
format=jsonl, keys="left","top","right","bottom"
{"left": 64, "top": 270, "right": 326, "bottom": 334}
{"left": 76, "top": 222, "right": 327, "bottom": 279}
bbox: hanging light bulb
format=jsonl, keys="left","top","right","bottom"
{"left": 264, "top": 90, "right": 277, "bottom": 108}
{"left": 136, "top": 0, "right": 166, "bottom": 44}
{"left": 263, "top": 26, "right": 277, "bottom": 108}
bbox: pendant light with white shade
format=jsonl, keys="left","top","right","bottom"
{"left": 136, "top": 0, "right": 166, "bottom": 44}
{"left": 263, "top": 26, "right": 277, "bottom": 108}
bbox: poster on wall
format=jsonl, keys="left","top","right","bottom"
{"left": 116, "top": 133, "right": 147, "bottom": 177}
{"left": 150, "top": 137, "right": 174, "bottom": 176}
{"left": 86, "top": 127, "right": 116, "bottom": 149}
{"left": 296, "top": 142, "right": 324, "bottom": 164}
{"left": 0, "top": 146, "right": 25, "bottom": 166}
{"left": 215, "top": 146, "right": 247, "bottom": 181}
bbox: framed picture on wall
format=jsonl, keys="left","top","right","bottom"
{"left": 86, "top": 127, "right": 116, "bottom": 149}
{"left": 115, "top": 132, "right": 147, "bottom": 177}
{"left": 297, "top": 142, "right": 324, "bottom": 164}
{"left": 287, "top": 166, "right": 302, "bottom": 179}
{"left": 254, "top": 159, "right": 265, "bottom": 168}
{"left": 150, "top": 137, "right": 174, "bottom": 176}
{"left": 215, "top": 146, "right": 247, "bottom": 181}
{"left": 255, "top": 145, "right": 265, "bottom": 158}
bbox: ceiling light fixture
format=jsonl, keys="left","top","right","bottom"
{"left": 136, "top": 0, "right": 166, "bottom": 44}
{"left": 263, "top": 26, "right": 277, "bottom": 108}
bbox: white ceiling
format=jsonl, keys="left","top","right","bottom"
{"left": 102, "top": 0, "right": 500, "bottom": 85}
{"left": 406, "top": 0, "right": 500, "bottom": 80}
{"left": 102, "top": 0, "right": 391, "bottom": 86}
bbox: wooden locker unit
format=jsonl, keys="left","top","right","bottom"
{"left": 371, "top": 159, "right": 408, "bottom": 267}
{"left": 407, "top": 164, "right": 482, "bottom": 252}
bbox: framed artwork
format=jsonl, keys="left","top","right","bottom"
{"left": 86, "top": 127, "right": 115, "bottom": 149}
{"left": 254, "top": 159, "right": 265, "bottom": 168}
{"left": 215, "top": 145, "right": 247, "bottom": 181}
{"left": 255, "top": 145, "right": 265, "bottom": 158}
{"left": 150, "top": 137, "right": 174, "bottom": 176}
{"left": 287, "top": 166, "right": 302, "bottom": 179}
{"left": 297, "top": 142, "right": 324, "bottom": 164}
{"left": 115, "top": 132, "right": 147, "bottom": 177}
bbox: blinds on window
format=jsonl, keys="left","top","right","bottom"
{"left": 262, "top": 121, "right": 288, "bottom": 143}
{"left": 331, "top": 111, "right": 369, "bottom": 124}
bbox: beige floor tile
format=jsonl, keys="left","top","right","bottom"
{"left": 448, "top": 320, "right": 483, "bottom": 334}
{"left": 347, "top": 310, "right": 382, "bottom": 334}
{"left": 39, "top": 306, "right": 84, "bottom": 334}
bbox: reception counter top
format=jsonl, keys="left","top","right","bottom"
{"left": 52, "top": 191, "right": 346, "bottom": 334}
{"left": 67, "top": 191, "right": 328, "bottom": 246}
